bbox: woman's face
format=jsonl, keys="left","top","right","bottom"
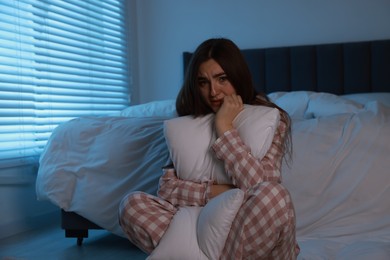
{"left": 197, "top": 59, "right": 236, "bottom": 112}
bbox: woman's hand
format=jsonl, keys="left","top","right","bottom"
{"left": 210, "top": 184, "right": 236, "bottom": 199}
{"left": 215, "top": 94, "right": 244, "bottom": 137}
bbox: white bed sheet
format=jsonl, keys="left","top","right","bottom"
{"left": 271, "top": 92, "right": 390, "bottom": 259}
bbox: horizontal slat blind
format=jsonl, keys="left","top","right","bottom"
{"left": 0, "top": 0, "right": 130, "bottom": 167}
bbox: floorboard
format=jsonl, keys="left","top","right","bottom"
{"left": 0, "top": 225, "right": 147, "bottom": 260}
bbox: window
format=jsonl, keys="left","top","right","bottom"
{"left": 0, "top": 0, "right": 131, "bottom": 169}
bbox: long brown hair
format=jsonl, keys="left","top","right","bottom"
{"left": 176, "top": 38, "right": 292, "bottom": 161}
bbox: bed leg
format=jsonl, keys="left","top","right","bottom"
{"left": 77, "top": 237, "right": 83, "bottom": 246}
{"left": 64, "top": 229, "right": 88, "bottom": 246}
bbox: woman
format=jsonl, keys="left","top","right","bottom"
{"left": 119, "top": 38, "right": 299, "bottom": 259}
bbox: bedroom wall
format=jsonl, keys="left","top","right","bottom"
{"left": 132, "top": 0, "right": 390, "bottom": 104}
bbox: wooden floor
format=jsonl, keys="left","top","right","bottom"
{"left": 0, "top": 224, "right": 147, "bottom": 260}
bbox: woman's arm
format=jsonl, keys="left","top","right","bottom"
{"left": 210, "top": 183, "right": 236, "bottom": 197}
{"left": 212, "top": 119, "right": 287, "bottom": 190}
{"left": 157, "top": 168, "right": 214, "bottom": 207}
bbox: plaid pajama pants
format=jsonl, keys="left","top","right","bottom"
{"left": 119, "top": 181, "right": 299, "bottom": 259}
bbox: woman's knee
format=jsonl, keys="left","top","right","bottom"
{"left": 119, "top": 192, "right": 178, "bottom": 253}
{"left": 252, "top": 181, "right": 292, "bottom": 203}
{"left": 248, "top": 182, "right": 295, "bottom": 223}
{"left": 119, "top": 191, "right": 148, "bottom": 224}
{"left": 226, "top": 182, "right": 296, "bottom": 258}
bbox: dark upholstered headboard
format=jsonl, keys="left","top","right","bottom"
{"left": 183, "top": 39, "right": 390, "bottom": 95}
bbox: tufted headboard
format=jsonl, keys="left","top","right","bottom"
{"left": 183, "top": 39, "right": 390, "bottom": 94}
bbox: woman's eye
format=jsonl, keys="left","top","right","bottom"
{"left": 198, "top": 80, "right": 208, "bottom": 87}
{"left": 218, "top": 76, "right": 228, "bottom": 83}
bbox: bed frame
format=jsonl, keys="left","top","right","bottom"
{"left": 61, "top": 210, "right": 102, "bottom": 246}
{"left": 61, "top": 38, "right": 390, "bottom": 245}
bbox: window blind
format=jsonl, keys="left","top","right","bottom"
{"left": 0, "top": 0, "right": 131, "bottom": 168}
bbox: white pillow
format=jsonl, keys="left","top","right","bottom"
{"left": 147, "top": 206, "right": 207, "bottom": 260}
{"left": 268, "top": 91, "right": 311, "bottom": 119}
{"left": 197, "top": 188, "right": 245, "bottom": 259}
{"left": 233, "top": 105, "right": 280, "bottom": 159}
{"left": 305, "top": 92, "right": 363, "bottom": 118}
{"left": 267, "top": 91, "right": 287, "bottom": 102}
{"left": 163, "top": 105, "right": 280, "bottom": 184}
{"left": 120, "top": 99, "right": 177, "bottom": 118}
{"left": 164, "top": 113, "right": 227, "bottom": 183}
{"left": 342, "top": 92, "right": 390, "bottom": 107}
{"left": 269, "top": 91, "right": 365, "bottom": 119}
{"left": 147, "top": 189, "right": 244, "bottom": 260}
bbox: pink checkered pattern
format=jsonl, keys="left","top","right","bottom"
{"left": 212, "top": 120, "right": 286, "bottom": 189}
{"left": 157, "top": 168, "right": 213, "bottom": 207}
{"left": 119, "top": 191, "right": 177, "bottom": 253}
{"left": 119, "top": 118, "right": 299, "bottom": 258}
{"left": 220, "top": 182, "right": 299, "bottom": 259}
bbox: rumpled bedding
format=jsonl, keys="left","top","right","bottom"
{"left": 36, "top": 92, "right": 390, "bottom": 259}
{"left": 36, "top": 116, "right": 173, "bottom": 237}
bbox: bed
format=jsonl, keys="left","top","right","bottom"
{"left": 36, "top": 39, "right": 390, "bottom": 259}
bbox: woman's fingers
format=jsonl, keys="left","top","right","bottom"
{"left": 223, "top": 94, "right": 243, "bottom": 109}
{"left": 215, "top": 94, "right": 244, "bottom": 136}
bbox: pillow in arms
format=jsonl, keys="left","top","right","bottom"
{"left": 164, "top": 104, "right": 281, "bottom": 184}
{"left": 153, "top": 105, "right": 280, "bottom": 259}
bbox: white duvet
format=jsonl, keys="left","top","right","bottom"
{"left": 36, "top": 116, "right": 173, "bottom": 237}
{"left": 36, "top": 92, "right": 390, "bottom": 259}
